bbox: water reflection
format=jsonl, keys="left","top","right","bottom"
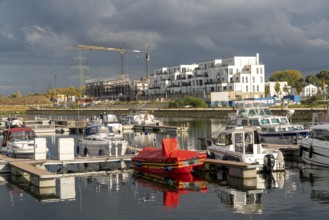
{"left": 204, "top": 170, "right": 285, "bottom": 214}
{"left": 132, "top": 171, "right": 207, "bottom": 208}
{"left": 299, "top": 166, "right": 329, "bottom": 204}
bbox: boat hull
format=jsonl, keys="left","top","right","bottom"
{"left": 77, "top": 139, "right": 128, "bottom": 157}
{"left": 259, "top": 130, "right": 309, "bottom": 145}
{"left": 132, "top": 158, "right": 204, "bottom": 174}
{"left": 299, "top": 138, "right": 329, "bottom": 167}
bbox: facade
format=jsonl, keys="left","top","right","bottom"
{"left": 302, "top": 84, "right": 318, "bottom": 97}
{"left": 266, "top": 81, "right": 289, "bottom": 98}
{"left": 147, "top": 53, "right": 265, "bottom": 101}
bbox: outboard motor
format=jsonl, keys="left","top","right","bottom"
{"left": 263, "top": 154, "right": 275, "bottom": 172}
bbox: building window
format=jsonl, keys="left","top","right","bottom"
{"left": 257, "top": 85, "right": 259, "bottom": 92}
{"left": 253, "top": 77, "right": 255, "bottom": 83}
{"left": 242, "top": 77, "right": 244, "bottom": 83}
{"left": 246, "top": 77, "right": 248, "bottom": 83}
{"left": 246, "top": 85, "right": 248, "bottom": 92}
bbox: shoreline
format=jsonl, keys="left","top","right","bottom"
{"left": 18, "top": 107, "right": 328, "bottom": 122}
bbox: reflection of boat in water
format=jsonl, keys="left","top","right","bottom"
{"left": 204, "top": 169, "right": 285, "bottom": 214}
{"left": 132, "top": 138, "right": 206, "bottom": 174}
{"left": 299, "top": 166, "right": 329, "bottom": 203}
{"left": 132, "top": 171, "right": 207, "bottom": 208}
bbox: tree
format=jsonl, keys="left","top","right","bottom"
{"left": 269, "top": 70, "right": 303, "bottom": 86}
{"left": 265, "top": 85, "right": 270, "bottom": 97}
{"left": 283, "top": 84, "right": 289, "bottom": 94}
{"left": 274, "top": 81, "right": 281, "bottom": 95}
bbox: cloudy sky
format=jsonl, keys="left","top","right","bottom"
{"left": 1, "top": 0, "right": 329, "bottom": 96}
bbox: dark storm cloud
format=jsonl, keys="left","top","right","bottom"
{"left": 0, "top": 0, "right": 329, "bottom": 95}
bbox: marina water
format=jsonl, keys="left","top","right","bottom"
{"left": 1, "top": 117, "right": 329, "bottom": 219}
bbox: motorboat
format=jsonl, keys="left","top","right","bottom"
{"left": 0, "top": 127, "right": 48, "bottom": 158}
{"left": 131, "top": 138, "right": 206, "bottom": 174}
{"left": 89, "top": 113, "right": 123, "bottom": 137}
{"left": 226, "top": 100, "right": 308, "bottom": 145}
{"left": 77, "top": 124, "right": 128, "bottom": 157}
{"left": 120, "top": 111, "right": 162, "bottom": 126}
{"left": 132, "top": 171, "right": 207, "bottom": 208}
{"left": 298, "top": 124, "right": 329, "bottom": 167}
{"left": 258, "top": 124, "right": 308, "bottom": 145}
{"left": 204, "top": 127, "right": 285, "bottom": 172}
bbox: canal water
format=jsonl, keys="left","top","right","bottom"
{"left": 1, "top": 117, "right": 329, "bottom": 220}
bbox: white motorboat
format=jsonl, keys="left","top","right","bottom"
{"left": 89, "top": 113, "right": 123, "bottom": 138}
{"left": 205, "top": 127, "right": 285, "bottom": 172}
{"left": 77, "top": 124, "right": 128, "bottom": 157}
{"left": 298, "top": 124, "right": 329, "bottom": 167}
{"left": 226, "top": 100, "right": 308, "bottom": 145}
{"left": 120, "top": 111, "right": 162, "bottom": 126}
{"left": 0, "top": 127, "right": 48, "bottom": 158}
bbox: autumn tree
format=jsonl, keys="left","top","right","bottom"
{"left": 274, "top": 81, "right": 281, "bottom": 95}
{"left": 265, "top": 84, "right": 270, "bottom": 97}
{"left": 269, "top": 70, "right": 303, "bottom": 86}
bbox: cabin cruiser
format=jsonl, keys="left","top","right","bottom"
{"left": 0, "top": 127, "right": 48, "bottom": 158}
{"left": 226, "top": 100, "right": 308, "bottom": 145}
{"left": 298, "top": 124, "right": 329, "bottom": 167}
{"left": 77, "top": 124, "right": 128, "bottom": 157}
{"left": 120, "top": 111, "right": 162, "bottom": 126}
{"left": 205, "top": 127, "right": 285, "bottom": 172}
{"left": 89, "top": 113, "right": 123, "bottom": 138}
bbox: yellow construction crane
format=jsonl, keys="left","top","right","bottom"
{"left": 76, "top": 44, "right": 141, "bottom": 79}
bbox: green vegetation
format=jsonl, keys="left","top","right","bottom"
{"left": 168, "top": 96, "right": 207, "bottom": 108}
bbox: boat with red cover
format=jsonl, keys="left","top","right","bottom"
{"left": 131, "top": 138, "right": 206, "bottom": 174}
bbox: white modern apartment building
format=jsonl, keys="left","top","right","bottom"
{"left": 147, "top": 53, "right": 265, "bottom": 100}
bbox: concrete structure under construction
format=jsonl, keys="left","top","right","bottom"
{"left": 84, "top": 75, "right": 149, "bottom": 101}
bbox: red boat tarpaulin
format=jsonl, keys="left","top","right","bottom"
{"left": 132, "top": 138, "right": 206, "bottom": 163}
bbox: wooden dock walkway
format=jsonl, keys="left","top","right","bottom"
{"left": 204, "top": 159, "right": 262, "bottom": 178}
{"left": 0, "top": 153, "right": 134, "bottom": 188}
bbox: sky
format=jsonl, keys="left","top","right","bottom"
{"left": 1, "top": 0, "right": 329, "bottom": 96}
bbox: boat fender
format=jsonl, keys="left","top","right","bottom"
{"left": 207, "top": 151, "right": 215, "bottom": 159}
{"left": 98, "top": 149, "right": 104, "bottom": 156}
{"left": 164, "top": 166, "right": 172, "bottom": 171}
{"left": 309, "top": 145, "right": 313, "bottom": 158}
{"left": 298, "top": 146, "right": 303, "bottom": 158}
{"left": 263, "top": 154, "right": 275, "bottom": 172}
{"left": 83, "top": 147, "right": 88, "bottom": 157}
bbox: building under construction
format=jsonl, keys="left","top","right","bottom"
{"left": 84, "top": 75, "right": 149, "bottom": 101}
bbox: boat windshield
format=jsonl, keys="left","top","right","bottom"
{"left": 280, "top": 117, "right": 289, "bottom": 124}
{"left": 260, "top": 119, "right": 270, "bottom": 125}
{"left": 310, "top": 129, "right": 329, "bottom": 141}
{"left": 215, "top": 134, "right": 232, "bottom": 145}
{"left": 270, "top": 118, "right": 280, "bottom": 124}
{"left": 9, "top": 131, "right": 35, "bottom": 141}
